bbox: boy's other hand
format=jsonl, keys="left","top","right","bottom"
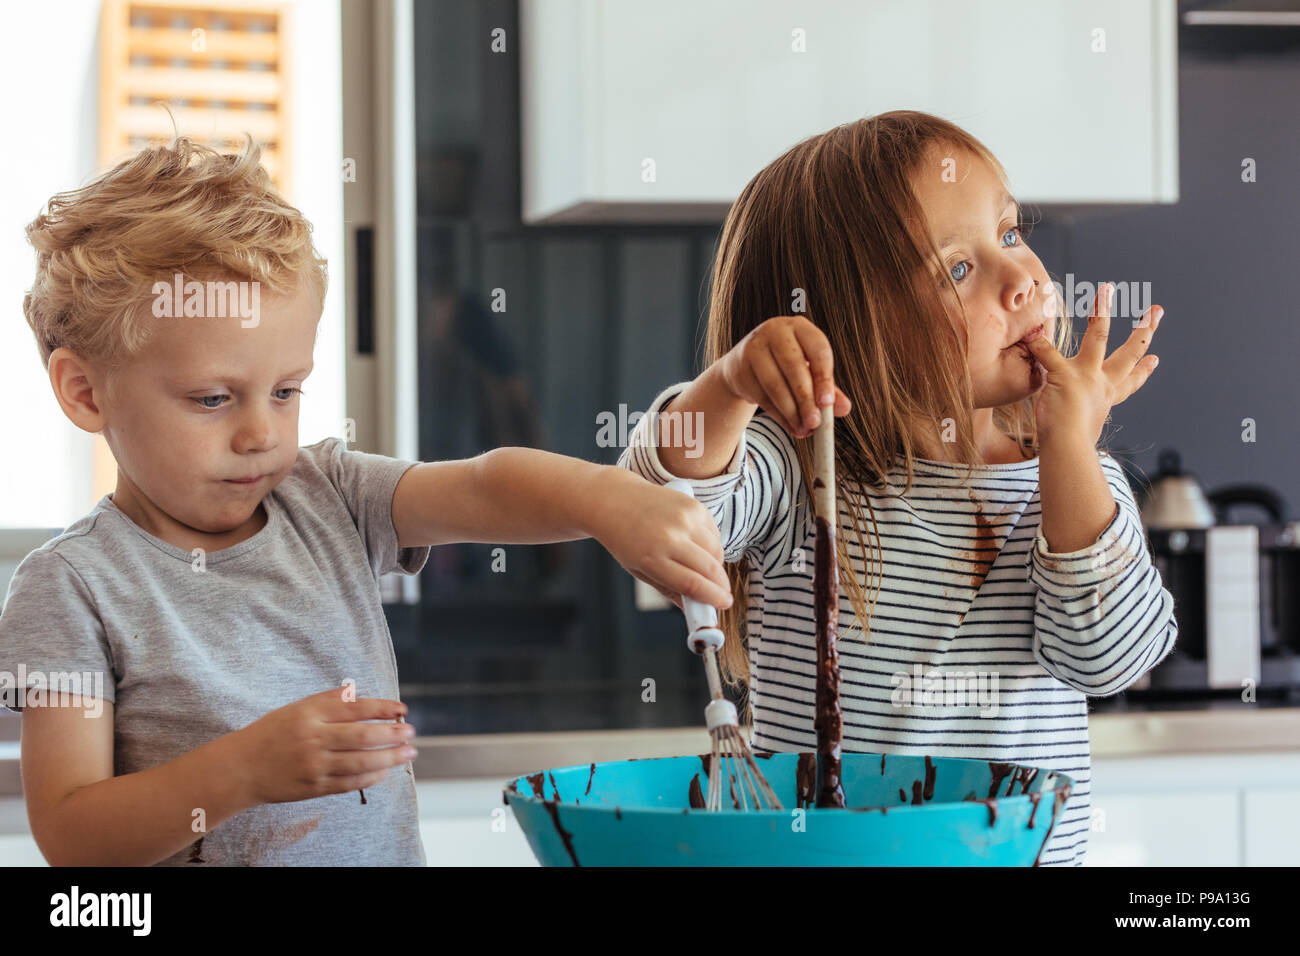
{"left": 588, "top": 469, "right": 732, "bottom": 611}
{"left": 233, "top": 688, "right": 416, "bottom": 805}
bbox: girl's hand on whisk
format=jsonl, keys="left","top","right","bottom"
{"left": 588, "top": 469, "right": 732, "bottom": 610}
{"left": 1021, "top": 282, "right": 1164, "bottom": 448}
{"left": 718, "top": 315, "right": 852, "bottom": 439}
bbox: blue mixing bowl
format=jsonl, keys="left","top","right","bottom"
{"left": 504, "top": 752, "right": 1073, "bottom": 866}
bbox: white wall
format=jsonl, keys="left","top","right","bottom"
{"left": 0, "top": 4, "right": 102, "bottom": 528}
{"left": 0, "top": 1, "right": 345, "bottom": 529}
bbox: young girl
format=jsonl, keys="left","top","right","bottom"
{"left": 618, "top": 110, "right": 1176, "bottom": 866}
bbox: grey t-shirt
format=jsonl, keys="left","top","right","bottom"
{"left": 0, "top": 438, "right": 430, "bottom": 866}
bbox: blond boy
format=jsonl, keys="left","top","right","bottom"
{"left": 1, "top": 138, "right": 730, "bottom": 865}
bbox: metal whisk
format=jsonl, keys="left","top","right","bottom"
{"left": 665, "top": 480, "right": 782, "bottom": 811}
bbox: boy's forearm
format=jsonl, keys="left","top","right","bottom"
{"left": 39, "top": 731, "right": 253, "bottom": 867}
{"left": 1038, "top": 434, "right": 1119, "bottom": 553}
{"left": 656, "top": 364, "right": 756, "bottom": 479}
{"left": 463, "top": 448, "right": 616, "bottom": 544}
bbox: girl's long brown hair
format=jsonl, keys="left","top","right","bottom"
{"left": 707, "top": 111, "right": 1074, "bottom": 713}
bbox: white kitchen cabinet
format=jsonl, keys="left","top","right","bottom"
{"left": 1088, "top": 752, "right": 1300, "bottom": 866}
{"left": 1084, "top": 791, "right": 1241, "bottom": 866}
{"left": 521, "top": 0, "right": 1178, "bottom": 223}
{"left": 1242, "top": 788, "right": 1300, "bottom": 866}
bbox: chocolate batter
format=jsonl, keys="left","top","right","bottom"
{"left": 813, "top": 512, "right": 846, "bottom": 809}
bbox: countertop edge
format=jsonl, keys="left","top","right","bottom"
{"left": 408, "top": 708, "right": 1300, "bottom": 780}
{"left": 0, "top": 709, "right": 1295, "bottom": 795}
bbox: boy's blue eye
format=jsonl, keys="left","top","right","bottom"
{"left": 192, "top": 388, "right": 301, "bottom": 409}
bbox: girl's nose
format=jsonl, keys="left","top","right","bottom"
{"left": 1003, "top": 268, "right": 1038, "bottom": 312}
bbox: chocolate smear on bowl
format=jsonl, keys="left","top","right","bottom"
{"left": 987, "top": 762, "right": 1014, "bottom": 799}
{"left": 526, "top": 771, "right": 545, "bottom": 798}
{"left": 1032, "top": 785, "right": 1072, "bottom": 866}
{"left": 795, "top": 752, "right": 817, "bottom": 808}
{"left": 688, "top": 773, "right": 706, "bottom": 809}
{"left": 1026, "top": 791, "right": 1043, "bottom": 828}
{"left": 542, "top": 799, "right": 580, "bottom": 866}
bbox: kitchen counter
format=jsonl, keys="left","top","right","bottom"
{"left": 0, "top": 709, "right": 1295, "bottom": 865}
{"left": 407, "top": 706, "right": 1300, "bottom": 780}
{"left": 0, "top": 705, "right": 1296, "bottom": 793}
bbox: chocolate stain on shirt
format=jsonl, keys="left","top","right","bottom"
{"left": 279, "top": 815, "right": 322, "bottom": 847}
{"left": 967, "top": 490, "right": 997, "bottom": 591}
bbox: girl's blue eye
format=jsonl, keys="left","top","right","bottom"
{"left": 274, "top": 387, "right": 302, "bottom": 400}
{"left": 943, "top": 224, "right": 1025, "bottom": 286}
{"left": 194, "top": 395, "right": 226, "bottom": 409}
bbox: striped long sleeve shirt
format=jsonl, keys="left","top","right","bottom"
{"left": 618, "top": 382, "right": 1178, "bottom": 866}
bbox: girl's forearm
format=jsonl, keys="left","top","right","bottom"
{"left": 37, "top": 731, "right": 254, "bottom": 866}
{"left": 657, "top": 364, "right": 757, "bottom": 479}
{"left": 1038, "top": 434, "right": 1119, "bottom": 553}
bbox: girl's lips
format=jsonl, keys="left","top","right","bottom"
{"left": 1008, "top": 324, "right": 1045, "bottom": 348}
{"left": 225, "top": 475, "right": 264, "bottom": 485}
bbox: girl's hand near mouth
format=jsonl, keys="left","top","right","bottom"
{"left": 1022, "top": 281, "right": 1164, "bottom": 448}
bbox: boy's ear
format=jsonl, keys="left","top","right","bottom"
{"left": 47, "top": 347, "right": 109, "bottom": 434}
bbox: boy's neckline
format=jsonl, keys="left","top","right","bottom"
{"left": 99, "top": 494, "right": 280, "bottom": 563}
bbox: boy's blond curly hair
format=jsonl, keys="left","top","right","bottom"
{"left": 23, "top": 134, "right": 327, "bottom": 373}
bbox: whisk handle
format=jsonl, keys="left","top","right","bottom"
{"left": 664, "top": 479, "right": 726, "bottom": 655}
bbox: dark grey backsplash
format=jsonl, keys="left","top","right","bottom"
{"left": 1029, "top": 51, "right": 1300, "bottom": 514}
{"left": 395, "top": 0, "right": 1299, "bottom": 735}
